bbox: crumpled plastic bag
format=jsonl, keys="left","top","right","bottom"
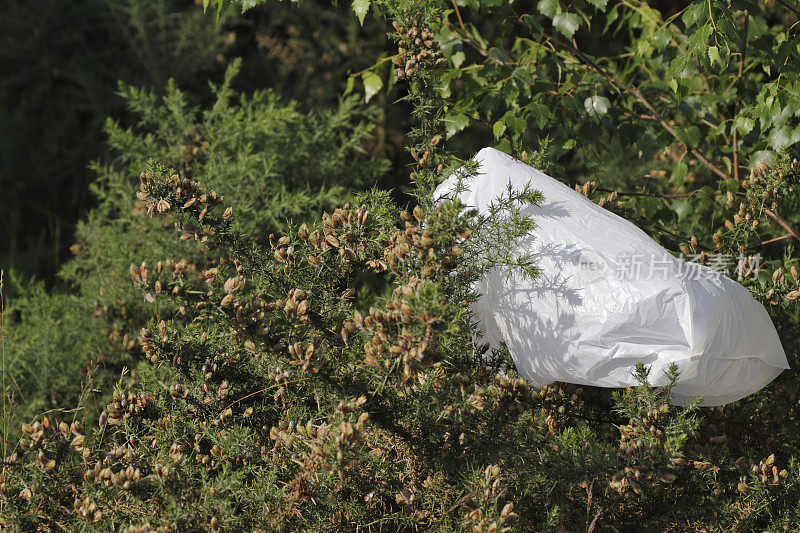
{"left": 435, "top": 147, "right": 789, "bottom": 406}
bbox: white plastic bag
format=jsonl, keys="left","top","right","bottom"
{"left": 435, "top": 147, "right": 789, "bottom": 406}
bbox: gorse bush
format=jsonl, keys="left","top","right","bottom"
{"left": 2, "top": 0, "right": 800, "bottom": 531}
{"left": 2, "top": 61, "right": 387, "bottom": 433}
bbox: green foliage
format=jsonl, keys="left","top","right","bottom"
{"left": 2, "top": 0, "right": 800, "bottom": 531}
{"left": 2, "top": 63, "right": 387, "bottom": 439}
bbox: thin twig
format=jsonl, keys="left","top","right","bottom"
{"left": 1, "top": 270, "right": 6, "bottom": 518}
{"left": 756, "top": 234, "right": 793, "bottom": 247}
{"left": 446, "top": 485, "right": 510, "bottom": 513}
{"left": 451, "top": 0, "right": 466, "bottom": 30}
{"left": 218, "top": 377, "right": 310, "bottom": 418}
{"left": 764, "top": 208, "right": 800, "bottom": 244}
{"left": 718, "top": 114, "right": 731, "bottom": 145}
{"left": 733, "top": 11, "right": 749, "bottom": 181}
{"left": 695, "top": 56, "right": 713, "bottom": 94}
{"left": 700, "top": 118, "right": 720, "bottom": 131}
{"left": 775, "top": 0, "right": 800, "bottom": 20}
{"left": 595, "top": 187, "right": 700, "bottom": 199}
{"left": 517, "top": 14, "right": 800, "bottom": 245}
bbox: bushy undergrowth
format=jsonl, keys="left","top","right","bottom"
{"left": 2, "top": 0, "right": 800, "bottom": 531}
{"left": 2, "top": 61, "right": 387, "bottom": 431}
{"left": 3, "top": 149, "right": 799, "bottom": 531}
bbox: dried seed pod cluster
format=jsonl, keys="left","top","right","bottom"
{"left": 743, "top": 453, "right": 789, "bottom": 486}
{"left": 350, "top": 278, "right": 438, "bottom": 385}
{"left": 269, "top": 407, "right": 369, "bottom": 505}
{"left": 125, "top": 523, "right": 170, "bottom": 533}
{"left": 73, "top": 496, "right": 102, "bottom": 522}
{"left": 609, "top": 394, "right": 683, "bottom": 495}
{"left": 106, "top": 389, "right": 154, "bottom": 425}
{"left": 178, "top": 131, "right": 209, "bottom": 171}
{"left": 277, "top": 288, "right": 309, "bottom": 323}
{"left": 716, "top": 157, "right": 800, "bottom": 251}
{"left": 283, "top": 204, "right": 372, "bottom": 273}
{"left": 385, "top": 203, "right": 470, "bottom": 275}
{"left": 530, "top": 383, "right": 584, "bottom": 438}
{"left": 138, "top": 324, "right": 167, "bottom": 364}
{"left": 460, "top": 465, "right": 516, "bottom": 533}
{"left": 136, "top": 163, "right": 233, "bottom": 247}
{"left": 391, "top": 19, "right": 441, "bottom": 81}
{"left": 759, "top": 263, "right": 800, "bottom": 305}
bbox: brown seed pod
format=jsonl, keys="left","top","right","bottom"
{"left": 325, "top": 233, "right": 340, "bottom": 248}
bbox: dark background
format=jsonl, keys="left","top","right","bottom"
{"left": 0, "top": 0, "right": 404, "bottom": 283}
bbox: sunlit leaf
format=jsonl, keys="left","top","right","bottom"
{"left": 553, "top": 12, "right": 581, "bottom": 39}
{"left": 537, "top": 0, "right": 560, "bottom": 19}
{"left": 362, "top": 71, "right": 382, "bottom": 102}
{"left": 352, "top": 0, "right": 370, "bottom": 26}
{"left": 584, "top": 95, "right": 610, "bottom": 117}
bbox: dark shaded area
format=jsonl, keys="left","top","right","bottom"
{"left": 0, "top": 0, "right": 407, "bottom": 282}
{"left": 0, "top": 0, "right": 228, "bottom": 279}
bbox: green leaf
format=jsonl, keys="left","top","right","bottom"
{"left": 668, "top": 78, "right": 678, "bottom": 93}
{"left": 493, "top": 119, "right": 507, "bottom": 140}
{"left": 697, "top": 185, "right": 716, "bottom": 201}
{"left": 769, "top": 126, "right": 792, "bottom": 150}
{"left": 584, "top": 95, "right": 610, "bottom": 117}
{"left": 652, "top": 28, "right": 671, "bottom": 51}
{"left": 670, "top": 161, "right": 688, "bottom": 184}
{"left": 506, "top": 117, "right": 527, "bottom": 138}
{"left": 586, "top": 0, "right": 608, "bottom": 10}
{"left": 352, "top": 0, "right": 370, "bottom": 26}
{"left": 489, "top": 47, "right": 513, "bottom": 63}
{"left": 344, "top": 75, "right": 355, "bottom": 96}
{"left": 734, "top": 116, "right": 754, "bottom": 136}
{"left": 451, "top": 51, "right": 466, "bottom": 69}
{"left": 553, "top": 12, "right": 581, "bottom": 39}
{"left": 537, "top": 0, "right": 560, "bottom": 19}
{"left": 666, "top": 55, "right": 689, "bottom": 82}
{"left": 639, "top": 197, "right": 660, "bottom": 218}
{"left": 672, "top": 199, "right": 691, "bottom": 221}
{"left": 676, "top": 126, "right": 701, "bottom": 147}
{"left": 512, "top": 68, "right": 534, "bottom": 86}
{"left": 361, "top": 71, "right": 382, "bottom": 102}
{"left": 240, "top": 0, "right": 260, "bottom": 11}
{"left": 708, "top": 46, "right": 721, "bottom": 67}
{"left": 681, "top": 2, "right": 705, "bottom": 29}
{"left": 445, "top": 112, "right": 470, "bottom": 138}
{"left": 722, "top": 179, "right": 740, "bottom": 193}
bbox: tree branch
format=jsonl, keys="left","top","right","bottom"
{"left": 595, "top": 187, "right": 700, "bottom": 199}
{"left": 757, "top": 234, "right": 792, "bottom": 247}
{"left": 451, "top": 0, "right": 466, "bottom": 30}
{"left": 733, "top": 11, "right": 748, "bottom": 181}
{"left": 764, "top": 208, "right": 800, "bottom": 244}
{"left": 514, "top": 17, "right": 800, "bottom": 246}
{"left": 533, "top": 29, "right": 731, "bottom": 180}
{"left": 775, "top": 0, "right": 800, "bottom": 20}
